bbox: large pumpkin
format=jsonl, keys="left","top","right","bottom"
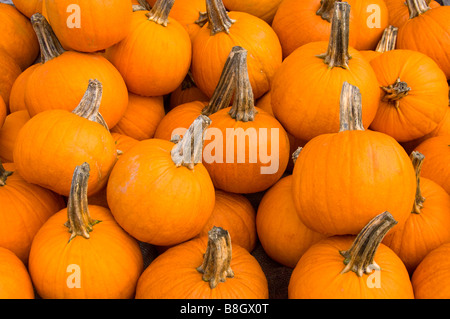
{"left": 0, "top": 247, "right": 34, "bottom": 299}
{"left": 271, "top": 1, "right": 380, "bottom": 142}
{"left": 28, "top": 163, "right": 143, "bottom": 299}
{"left": 136, "top": 226, "right": 268, "bottom": 298}
{"left": 292, "top": 82, "right": 416, "bottom": 235}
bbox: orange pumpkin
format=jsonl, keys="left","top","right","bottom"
{"left": 107, "top": 115, "right": 216, "bottom": 246}
{"left": 359, "top": 25, "right": 398, "bottom": 62}
{"left": 28, "top": 163, "right": 143, "bottom": 299}
{"left": 25, "top": 14, "right": 128, "bottom": 129}
{"left": 292, "top": 82, "right": 416, "bottom": 236}
{"left": 222, "top": 0, "right": 284, "bottom": 24}
{"left": 8, "top": 64, "right": 38, "bottom": 113}
{"left": 136, "top": 226, "right": 269, "bottom": 299}
{"left": 191, "top": 0, "right": 282, "bottom": 100}
{"left": 45, "top": 0, "right": 133, "bottom": 52}
{"left": 271, "top": 1, "right": 380, "bottom": 142}
{"left": 0, "top": 110, "right": 30, "bottom": 163}
{"left": 0, "top": 96, "right": 5, "bottom": 128}
{"left": 11, "top": 0, "right": 43, "bottom": 18}
{"left": 14, "top": 79, "right": 118, "bottom": 197}
{"left": 288, "top": 212, "right": 415, "bottom": 299}
{"left": 0, "top": 50, "right": 21, "bottom": 111}
{"left": 0, "top": 161, "right": 65, "bottom": 264}
{"left": 0, "top": 247, "right": 34, "bottom": 299}
{"left": 169, "top": 72, "right": 209, "bottom": 110}
{"left": 384, "top": 0, "right": 441, "bottom": 28}
{"left": 104, "top": 0, "right": 191, "bottom": 97}
{"left": 382, "top": 151, "right": 450, "bottom": 274}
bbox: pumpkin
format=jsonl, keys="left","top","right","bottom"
{"left": 0, "top": 161, "right": 65, "bottom": 264}
{"left": 384, "top": 0, "right": 441, "bottom": 28}
{"left": 359, "top": 25, "right": 398, "bottom": 62}
{"left": 368, "top": 49, "right": 448, "bottom": 142}
{"left": 382, "top": 151, "right": 450, "bottom": 274}
{"left": 271, "top": 1, "right": 380, "bottom": 142}
{"left": 414, "top": 135, "right": 450, "bottom": 194}
{"left": 272, "top": 0, "right": 389, "bottom": 59}
{"left": 110, "top": 93, "right": 165, "bottom": 141}
{"left": 8, "top": 64, "right": 39, "bottom": 113}
{"left": 11, "top": 0, "right": 43, "bottom": 18}
{"left": 104, "top": 0, "right": 191, "bottom": 97}
{"left": 292, "top": 82, "right": 416, "bottom": 236}
{"left": 25, "top": 13, "right": 128, "bottom": 129}
{"left": 45, "top": 0, "right": 133, "bottom": 53}
{"left": 412, "top": 242, "right": 450, "bottom": 298}
{"left": 0, "top": 247, "right": 34, "bottom": 299}
{"left": 0, "top": 96, "right": 5, "bottom": 128}
{"left": 198, "top": 190, "right": 257, "bottom": 252}
{"left": 135, "top": 226, "right": 269, "bottom": 299}
{"left": 256, "top": 174, "right": 328, "bottom": 268}
{"left": 28, "top": 163, "right": 144, "bottom": 299}
{"left": 0, "top": 3, "right": 39, "bottom": 70}
{"left": 169, "top": 71, "right": 209, "bottom": 110}
{"left": 0, "top": 110, "right": 30, "bottom": 163}
{"left": 190, "top": 0, "right": 282, "bottom": 100}
{"left": 0, "top": 50, "right": 21, "bottom": 111}
{"left": 203, "top": 47, "right": 290, "bottom": 194}
{"left": 222, "top": 0, "right": 284, "bottom": 24}
{"left": 397, "top": 0, "right": 450, "bottom": 79}
{"left": 107, "top": 115, "right": 216, "bottom": 246}
{"left": 288, "top": 212, "right": 415, "bottom": 299}
{"left": 14, "top": 79, "right": 118, "bottom": 197}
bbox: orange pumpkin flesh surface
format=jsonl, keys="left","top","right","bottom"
{"left": 292, "top": 82, "right": 416, "bottom": 236}
{"left": 271, "top": 2, "right": 380, "bottom": 142}
{"left": 28, "top": 163, "right": 143, "bottom": 299}
{"left": 382, "top": 151, "right": 450, "bottom": 274}
{"left": 104, "top": 1, "right": 191, "bottom": 97}
{"left": 136, "top": 227, "right": 268, "bottom": 299}
{"left": 107, "top": 115, "right": 216, "bottom": 246}
{"left": 369, "top": 49, "right": 448, "bottom": 142}
{"left": 191, "top": 0, "right": 282, "bottom": 100}
{"left": 14, "top": 80, "right": 118, "bottom": 197}
{"left": 0, "top": 247, "right": 35, "bottom": 299}
{"left": 45, "top": 0, "right": 133, "bottom": 53}
{"left": 0, "top": 161, "right": 65, "bottom": 265}
{"left": 0, "top": 110, "right": 30, "bottom": 163}
{"left": 288, "top": 212, "right": 414, "bottom": 299}
{"left": 25, "top": 14, "right": 128, "bottom": 129}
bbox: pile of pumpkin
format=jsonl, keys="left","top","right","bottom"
{"left": 0, "top": 0, "right": 449, "bottom": 299}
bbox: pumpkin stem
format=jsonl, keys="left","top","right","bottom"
{"left": 228, "top": 47, "right": 256, "bottom": 122}
{"left": 316, "top": 1, "right": 351, "bottom": 69}
{"left": 339, "top": 82, "right": 365, "bottom": 132}
{"left": 292, "top": 147, "right": 303, "bottom": 165}
{"left": 410, "top": 151, "right": 426, "bottom": 214}
{"left": 201, "top": 46, "right": 240, "bottom": 116}
{"left": 64, "top": 163, "right": 101, "bottom": 243}
{"left": 195, "top": 11, "right": 209, "bottom": 28}
{"left": 30, "top": 13, "right": 66, "bottom": 64}
{"left": 134, "top": 0, "right": 152, "bottom": 11}
{"left": 197, "top": 226, "right": 235, "bottom": 289}
{"left": 340, "top": 211, "right": 398, "bottom": 277}
{"left": 0, "top": 161, "right": 13, "bottom": 187}
{"left": 205, "top": 0, "right": 236, "bottom": 35}
{"left": 146, "top": 0, "right": 174, "bottom": 27}
{"left": 72, "top": 79, "right": 109, "bottom": 131}
{"left": 375, "top": 25, "right": 398, "bottom": 53}
{"left": 316, "top": 0, "right": 338, "bottom": 22}
{"left": 381, "top": 78, "right": 411, "bottom": 109}
{"left": 405, "top": 0, "right": 431, "bottom": 19}
{"left": 171, "top": 115, "right": 211, "bottom": 169}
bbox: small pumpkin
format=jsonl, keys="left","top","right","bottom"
{"left": 0, "top": 247, "right": 34, "bottom": 299}
{"left": 288, "top": 212, "right": 415, "bottom": 299}
{"left": 28, "top": 163, "right": 144, "bottom": 299}
{"left": 136, "top": 226, "right": 269, "bottom": 299}
{"left": 169, "top": 71, "right": 209, "bottom": 110}
{"left": 0, "top": 110, "right": 30, "bottom": 163}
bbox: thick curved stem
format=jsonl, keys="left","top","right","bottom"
{"left": 197, "top": 226, "right": 234, "bottom": 289}
{"left": 205, "top": 0, "right": 236, "bottom": 35}
{"left": 410, "top": 151, "right": 426, "bottom": 214}
{"left": 339, "top": 82, "right": 365, "bottom": 132}
{"left": 0, "top": 161, "right": 13, "bottom": 187}
{"left": 375, "top": 25, "right": 398, "bottom": 53}
{"left": 30, "top": 13, "right": 66, "bottom": 64}
{"left": 146, "top": 0, "right": 174, "bottom": 26}
{"left": 316, "top": 0, "right": 337, "bottom": 22}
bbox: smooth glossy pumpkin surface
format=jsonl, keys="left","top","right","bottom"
{"left": 0, "top": 247, "right": 34, "bottom": 299}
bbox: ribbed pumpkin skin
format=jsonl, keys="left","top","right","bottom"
{"left": 0, "top": 50, "right": 21, "bottom": 111}
{"left": 412, "top": 242, "right": 450, "bottom": 299}
{"left": 104, "top": 10, "right": 191, "bottom": 97}
{"left": 45, "top": 0, "right": 133, "bottom": 52}
{"left": 191, "top": 11, "right": 282, "bottom": 100}
{"left": 383, "top": 178, "right": 450, "bottom": 274}
{"left": 13, "top": 110, "right": 118, "bottom": 197}
{"left": 107, "top": 138, "right": 215, "bottom": 246}
{"left": 288, "top": 236, "right": 414, "bottom": 299}
{"left": 9, "top": 64, "right": 38, "bottom": 113}
{"left": 0, "top": 110, "right": 30, "bottom": 163}
{"left": 28, "top": 206, "right": 143, "bottom": 299}
{"left": 369, "top": 49, "right": 448, "bottom": 142}
{"left": 222, "top": 0, "right": 283, "bottom": 23}
{"left": 271, "top": 43, "right": 380, "bottom": 142}
{"left": 0, "top": 247, "right": 35, "bottom": 299}
{"left": 0, "top": 163, "right": 65, "bottom": 264}
{"left": 384, "top": 0, "right": 440, "bottom": 28}
{"left": 256, "top": 175, "right": 328, "bottom": 268}
{"left": 292, "top": 130, "right": 416, "bottom": 235}
{"left": 135, "top": 237, "right": 268, "bottom": 299}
